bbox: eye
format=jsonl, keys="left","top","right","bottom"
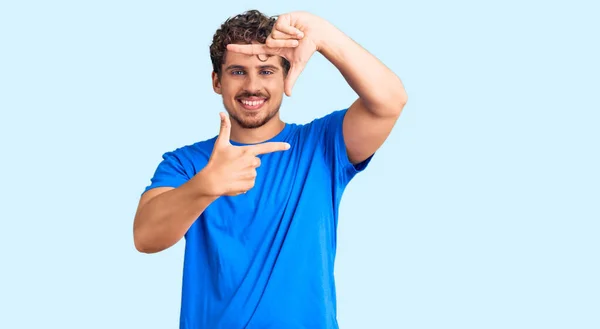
{"left": 231, "top": 70, "right": 244, "bottom": 75}
{"left": 260, "top": 70, "right": 274, "bottom": 75}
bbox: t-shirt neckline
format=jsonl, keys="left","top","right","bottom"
{"left": 229, "top": 123, "right": 292, "bottom": 146}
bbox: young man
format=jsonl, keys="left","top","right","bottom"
{"left": 133, "top": 9, "right": 407, "bottom": 329}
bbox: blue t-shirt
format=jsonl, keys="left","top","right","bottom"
{"left": 143, "top": 108, "right": 373, "bottom": 329}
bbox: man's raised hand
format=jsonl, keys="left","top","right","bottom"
{"left": 201, "top": 112, "right": 290, "bottom": 197}
{"left": 226, "top": 11, "right": 324, "bottom": 97}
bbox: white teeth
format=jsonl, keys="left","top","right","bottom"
{"left": 241, "top": 99, "right": 265, "bottom": 107}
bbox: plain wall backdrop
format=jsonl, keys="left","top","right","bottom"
{"left": 1, "top": 0, "right": 598, "bottom": 328}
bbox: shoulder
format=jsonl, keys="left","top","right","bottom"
{"left": 294, "top": 108, "right": 372, "bottom": 180}
{"left": 304, "top": 108, "right": 348, "bottom": 130}
{"left": 157, "top": 136, "right": 218, "bottom": 176}
{"left": 142, "top": 136, "right": 218, "bottom": 194}
{"left": 292, "top": 108, "right": 348, "bottom": 141}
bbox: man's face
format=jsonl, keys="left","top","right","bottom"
{"left": 212, "top": 48, "right": 286, "bottom": 129}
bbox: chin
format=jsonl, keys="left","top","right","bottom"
{"left": 228, "top": 99, "right": 281, "bottom": 129}
{"left": 235, "top": 114, "right": 269, "bottom": 129}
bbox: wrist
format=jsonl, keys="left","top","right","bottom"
{"left": 188, "top": 167, "right": 221, "bottom": 201}
{"left": 312, "top": 19, "right": 342, "bottom": 53}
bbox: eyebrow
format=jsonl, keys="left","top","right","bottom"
{"left": 225, "top": 64, "right": 280, "bottom": 71}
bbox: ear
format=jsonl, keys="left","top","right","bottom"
{"left": 212, "top": 71, "right": 222, "bottom": 94}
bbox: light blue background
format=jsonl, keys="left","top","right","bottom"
{"left": 1, "top": 0, "right": 598, "bottom": 328}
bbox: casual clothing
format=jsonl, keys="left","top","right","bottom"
{"left": 144, "top": 109, "right": 373, "bottom": 328}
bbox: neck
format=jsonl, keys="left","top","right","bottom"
{"left": 230, "top": 115, "right": 286, "bottom": 144}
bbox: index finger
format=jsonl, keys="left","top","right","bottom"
{"left": 245, "top": 142, "right": 291, "bottom": 155}
{"left": 227, "top": 43, "right": 279, "bottom": 56}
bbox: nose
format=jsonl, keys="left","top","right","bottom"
{"left": 243, "top": 73, "right": 262, "bottom": 92}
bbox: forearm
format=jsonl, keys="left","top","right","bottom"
{"left": 315, "top": 21, "right": 408, "bottom": 115}
{"left": 133, "top": 172, "right": 218, "bottom": 253}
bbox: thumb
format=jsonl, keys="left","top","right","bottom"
{"left": 215, "top": 112, "right": 231, "bottom": 147}
{"left": 285, "top": 61, "right": 306, "bottom": 97}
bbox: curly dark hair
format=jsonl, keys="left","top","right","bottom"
{"left": 210, "top": 10, "right": 290, "bottom": 78}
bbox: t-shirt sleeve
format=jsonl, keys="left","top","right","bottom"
{"left": 142, "top": 150, "right": 191, "bottom": 194}
{"left": 317, "top": 108, "right": 374, "bottom": 186}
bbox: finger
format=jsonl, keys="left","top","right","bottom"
{"left": 215, "top": 112, "right": 231, "bottom": 147}
{"left": 245, "top": 141, "right": 291, "bottom": 155}
{"left": 230, "top": 180, "right": 256, "bottom": 195}
{"left": 227, "top": 187, "right": 250, "bottom": 197}
{"left": 274, "top": 21, "right": 304, "bottom": 38}
{"left": 285, "top": 62, "right": 306, "bottom": 97}
{"left": 227, "top": 43, "right": 279, "bottom": 56}
{"left": 241, "top": 155, "right": 260, "bottom": 170}
{"left": 234, "top": 167, "right": 258, "bottom": 180}
{"left": 266, "top": 35, "right": 298, "bottom": 48}
{"left": 270, "top": 29, "right": 302, "bottom": 40}
{"left": 243, "top": 169, "right": 257, "bottom": 180}
{"left": 249, "top": 156, "right": 261, "bottom": 168}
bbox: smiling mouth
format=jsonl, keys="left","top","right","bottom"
{"left": 237, "top": 97, "right": 267, "bottom": 111}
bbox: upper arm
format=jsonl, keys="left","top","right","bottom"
{"left": 135, "top": 149, "right": 193, "bottom": 219}
{"left": 343, "top": 97, "right": 404, "bottom": 165}
{"left": 136, "top": 187, "right": 174, "bottom": 215}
